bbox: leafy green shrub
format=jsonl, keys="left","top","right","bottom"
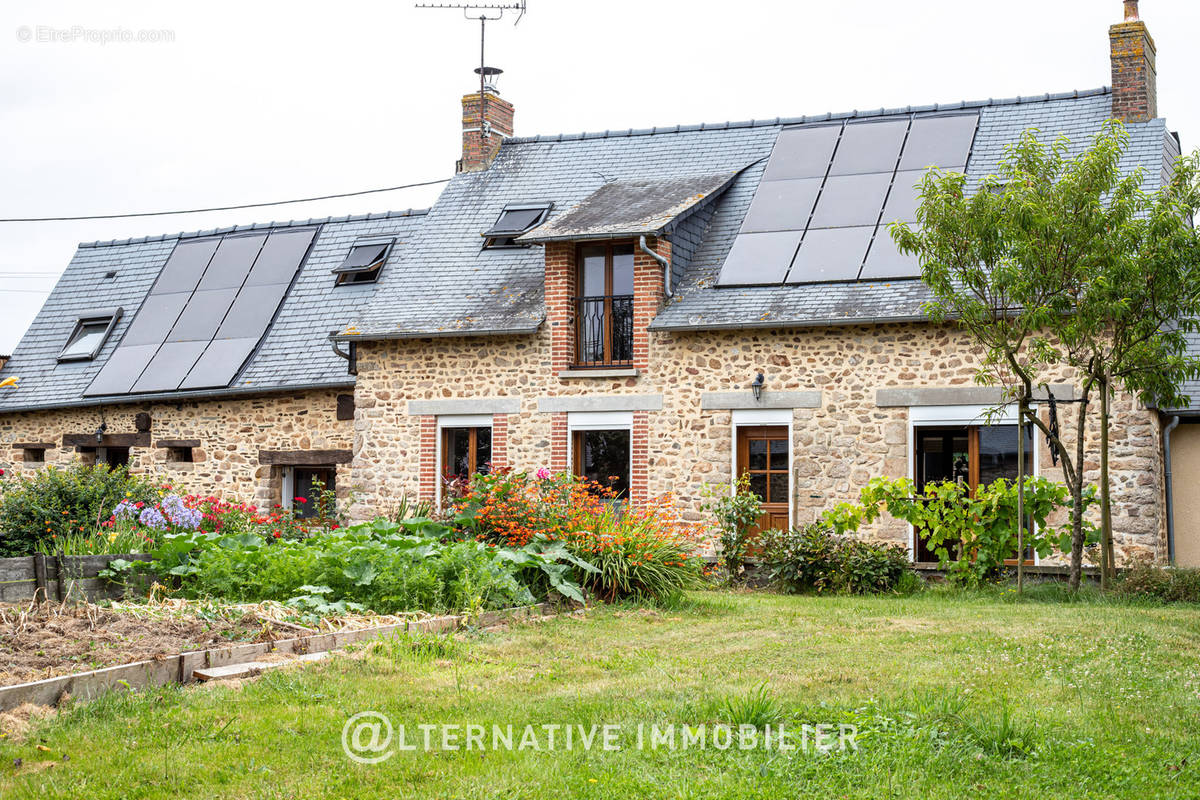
{"left": 140, "top": 517, "right": 593, "bottom": 615}
{"left": 759, "top": 523, "right": 910, "bottom": 594}
{"left": 700, "top": 474, "right": 762, "bottom": 581}
{"left": 1115, "top": 563, "right": 1200, "bottom": 603}
{"left": 0, "top": 463, "right": 161, "bottom": 556}
{"left": 823, "top": 476, "right": 1093, "bottom": 587}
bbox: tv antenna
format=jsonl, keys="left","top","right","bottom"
{"left": 416, "top": 2, "right": 526, "bottom": 157}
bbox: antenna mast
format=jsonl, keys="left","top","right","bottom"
{"left": 416, "top": 2, "right": 526, "bottom": 159}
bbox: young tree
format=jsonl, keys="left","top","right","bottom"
{"left": 890, "top": 122, "right": 1198, "bottom": 589}
{"left": 1067, "top": 148, "right": 1200, "bottom": 586}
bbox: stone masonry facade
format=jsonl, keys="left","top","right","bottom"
{"left": 0, "top": 389, "right": 354, "bottom": 510}
{"left": 349, "top": 316, "right": 1165, "bottom": 565}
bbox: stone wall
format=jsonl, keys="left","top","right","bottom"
{"left": 0, "top": 389, "right": 354, "bottom": 509}
{"left": 350, "top": 322, "right": 1166, "bottom": 565}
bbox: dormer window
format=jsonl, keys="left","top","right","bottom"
{"left": 482, "top": 204, "right": 551, "bottom": 249}
{"left": 58, "top": 309, "right": 122, "bottom": 362}
{"left": 333, "top": 240, "right": 393, "bottom": 285}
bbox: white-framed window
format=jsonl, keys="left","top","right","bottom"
{"left": 567, "top": 411, "right": 632, "bottom": 500}
{"left": 906, "top": 404, "right": 1040, "bottom": 563}
{"left": 436, "top": 414, "right": 494, "bottom": 506}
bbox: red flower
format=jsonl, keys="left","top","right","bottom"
{"left": 272, "top": 530, "right": 282, "bottom": 539}
{"left": 330, "top": 523, "right": 339, "bottom": 530}
{"left": 294, "top": 496, "right": 307, "bottom": 504}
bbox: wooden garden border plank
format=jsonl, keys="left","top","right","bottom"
{"left": 0, "top": 604, "right": 565, "bottom": 712}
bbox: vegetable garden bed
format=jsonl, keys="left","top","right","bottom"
{"left": 0, "top": 597, "right": 564, "bottom": 711}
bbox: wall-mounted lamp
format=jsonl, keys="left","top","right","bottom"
{"left": 95, "top": 422, "right": 107, "bottom": 445}
{"left": 751, "top": 372, "right": 765, "bottom": 403}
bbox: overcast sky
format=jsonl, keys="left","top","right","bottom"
{"left": 2, "top": 0, "right": 1196, "bottom": 353}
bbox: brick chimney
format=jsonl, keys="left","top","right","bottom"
{"left": 460, "top": 86, "right": 514, "bottom": 173}
{"left": 1110, "top": 0, "right": 1158, "bottom": 122}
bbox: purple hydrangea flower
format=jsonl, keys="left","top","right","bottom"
{"left": 112, "top": 499, "right": 139, "bottom": 521}
{"left": 138, "top": 506, "right": 168, "bottom": 530}
{"left": 160, "top": 494, "right": 202, "bottom": 529}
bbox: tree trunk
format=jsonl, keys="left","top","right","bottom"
{"left": 1099, "top": 375, "right": 1115, "bottom": 590}
{"left": 1068, "top": 395, "right": 1090, "bottom": 592}
{"left": 1017, "top": 396, "right": 1028, "bottom": 595}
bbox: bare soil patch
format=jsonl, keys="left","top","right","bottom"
{"left": 0, "top": 601, "right": 282, "bottom": 687}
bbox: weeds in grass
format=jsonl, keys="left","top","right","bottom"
{"left": 369, "top": 631, "right": 466, "bottom": 663}
{"left": 719, "top": 685, "right": 784, "bottom": 729}
{"left": 961, "top": 703, "right": 1043, "bottom": 759}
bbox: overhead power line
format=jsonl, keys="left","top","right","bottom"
{"left": 0, "top": 178, "right": 452, "bottom": 223}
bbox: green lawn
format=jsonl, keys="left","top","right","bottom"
{"left": 3, "top": 589, "right": 1199, "bottom": 799}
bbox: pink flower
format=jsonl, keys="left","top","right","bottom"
{"left": 536, "top": 467, "right": 551, "bottom": 481}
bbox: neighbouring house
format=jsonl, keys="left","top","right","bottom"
{"left": 0, "top": 3, "right": 1193, "bottom": 563}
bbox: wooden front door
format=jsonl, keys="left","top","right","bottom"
{"left": 737, "top": 426, "right": 790, "bottom": 535}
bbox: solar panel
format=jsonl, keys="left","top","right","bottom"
{"left": 121, "top": 292, "right": 189, "bottom": 346}
{"left": 739, "top": 178, "right": 822, "bottom": 234}
{"left": 215, "top": 284, "right": 288, "bottom": 340}
{"left": 197, "top": 234, "right": 267, "bottom": 291}
{"left": 881, "top": 170, "right": 928, "bottom": 224}
{"left": 84, "top": 227, "right": 315, "bottom": 396}
{"left": 785, "top": 226, "right": 874, "bottom": 283}
{"left": 860, "top": 225, "right": 923, "bottom": 280}
{"left": 828, "top": 119, "right": 908, "bottom": 176}
{"left": 808, "top": 173, "right": 892, "bottom": 229}
{"left": 178, "top": 337, "right": 259, "bottom": 390}
{"left": 715, "top": 231, "right": 803, "bottom": 286}
{"left": 761, "top": 125, "right": 842, "bottom": 182}
{"left": 150, "top": 239, "right": 219, "bottom": 296}
{"left": 83, "top": 344, "right": 160, "bottom": 396}
{"left": 244, "top": 228, "right": 316, "bottom": 286}
{"left": 165, "top": 289, "right": 238, "bottom": 342}
{"left": 130, "top": 341, "right": 208, "bottom": 393}
{"left": 898, "top": 114, "right": 978, "bottom": 171}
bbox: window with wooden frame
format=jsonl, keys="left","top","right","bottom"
{"left": 290, "top": 466, "right": 335, "bottom": 520}
{"left": 441, "top": 427, "right": 492, "bottom": 483}
{"left": 571, "top": 429, "right": 631, "bottom": 499}
{"left": 574, "top": 243, "right": 634, "bottom": 367}
{"left": 913, "top": 424, "right": 1034, "bottom": 564}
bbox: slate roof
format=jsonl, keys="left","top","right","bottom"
{"left": 0, "top": 86, "right": 1180, "bottom": 412}
{"left": 518, "top": 171, "right": 741, "bottom": 243}
{"left": 0, "top": 210, "right": 427, "bottom": 411}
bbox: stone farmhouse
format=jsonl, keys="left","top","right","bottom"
{"left": 1, "top": 3, "right": 1196, "bottom": 566}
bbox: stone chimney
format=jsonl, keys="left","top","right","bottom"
{"left": 1110, "top": 0, "right": 1158, "bottom": 122}
{"left": 460, "top": 85, "right": 514, "bottom": 173}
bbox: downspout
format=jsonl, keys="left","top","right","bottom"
{"left": 639, "top": 235, "right": 672, "bottom": 297}
{"left": 1164, "top": 414, "right": 1181, "bottom": 564}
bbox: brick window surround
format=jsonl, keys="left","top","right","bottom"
{"left": 546, "top": 237, "right": 670, "bottom": 375}
{"left": 555, "top": 411, "right": 649, "bottom": 506}
{"left": 419, "top": 414, "right": 510, "bottom": 504}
